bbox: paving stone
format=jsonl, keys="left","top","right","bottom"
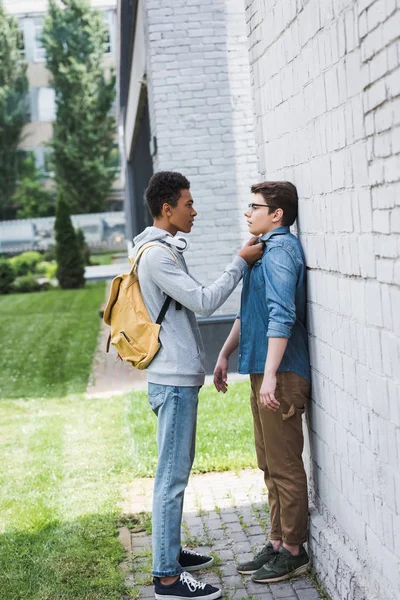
{"left": 217, "top": 548, "right": 235, "bottom": 561}
{"left": 206, "top": 518, "right": 223, "bottom": 530}
{"left": 132, "top": 536, "right": 151, "bottom": 548}
{"left": 296, "top": 589, "right": 321, "bottom": 600}
{"left": 199, "top": 572, "right": 222, "bottom": 586}
{"left": 221, "top": 511, "right": 241, "bottom": 524}
{"left": 292, "top": 578, "right": 315, "bottom": 590}
{"left": 225, "top": 521, "right": 245, "bottom": 534}
{"left": 250, "top": 535, "right": 269, "bottom": 547}
{"left": 228, "top": 531, "right": 250, "bottom": 544}
{"left": 220, "top": 562, "right": 240, "bottom": 576}
{"left": 212, "top": 538, "right": 233, "bottom": 551}
{"left": 222, "top": 574, "right": 246, "bottom": 589}
{"left": 268, "top": 582, "right": 297, "bottom": 598}
{"left": 139, "top": 585, "right": 154, "bottom": 598}
{"left": 244, "top": 525, "right": 265, "bottom": 537}
{"left": 248, "top": 593, "right": 274, "bottom": 600}
{"left": 245, "top": 579, "right": 271, "bottom": 594}
{"left": 236, "top": 551, "right": 254, "bottom": 563}
{"left": 229, "top": 591, "right": 251, "bottom": 600}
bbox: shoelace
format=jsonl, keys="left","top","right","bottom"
{"left": 255, "top": 544, "right": 274, "bottom": 559}
{"left": 269, "top": 552, "right": 286, "bottom": 566}
{"left": 180, "top": 571, "right": 207, "bottom": 591}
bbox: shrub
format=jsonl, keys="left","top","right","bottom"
{"left": 9, "top": 251, "right": 42, "bottom": 276}
{"left": 0, "top": 259, "right": 15, "bottom": 294}
{"left": 43, "top": 246, "right": 56, "bottom": 262}
{"left": 13, "top": 275, "right": 41, "bottom": 293}
{"left": 54, "top": 193, "right": 85, "bottom": 289}
{"left": 36, "top": 260, "right": 57, "bottom": 280}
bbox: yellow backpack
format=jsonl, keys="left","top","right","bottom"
{"left": 103, "top": 242, "right": 178, "bottom": 370}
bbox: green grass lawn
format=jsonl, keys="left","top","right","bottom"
{"left": 0, "top": 285, "right": 257, "bottom": 599}
{"left": 0, "top": 384, "right": 255, "bottom": 600}
{"left": 0, "top": 282, "right": 105, "bottom": 399}
{"left": 128, "top": 381, "right": 256, "bottom": 476}
{"left": 90, "top": 252, "right": 126, "bottom": 266}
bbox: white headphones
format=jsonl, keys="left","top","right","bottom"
{"left": 164, "top": 236, "right": 189, "bottom": 252}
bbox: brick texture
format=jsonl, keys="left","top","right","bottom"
{"left": 244, "top": 1, "right": 400, "bottom": 599}
{"left": 144, "top": 0, "right": 258, "bottom": 314}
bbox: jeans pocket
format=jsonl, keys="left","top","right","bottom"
{"left": 148, "top": 384, "right": 167, "bottom": 413}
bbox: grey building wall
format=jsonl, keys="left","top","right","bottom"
{"left": 245, "top": 1, "right": 400, "bottom": 599}
{"left": 141, "top": 0, "right": 258, "bottom": 314}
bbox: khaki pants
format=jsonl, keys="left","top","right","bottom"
{"left": 250, "top": 372, "right": 310, "bottom": 545}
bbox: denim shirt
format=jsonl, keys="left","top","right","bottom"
{"left": 238, "top": 226, "right": 311, "bottom": 382}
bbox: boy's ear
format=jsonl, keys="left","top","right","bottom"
{"left": 161, "top": 202, "right": 172, "bottom": 216}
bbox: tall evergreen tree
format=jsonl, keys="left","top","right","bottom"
{"left": 42, "top": 0, "right": 117, "bottom": 214}
{"left": 0, "top": 1, "right": 29, "bottom": 220}
{"left": 54, "top": 192, "right": 85, "bottom": 289}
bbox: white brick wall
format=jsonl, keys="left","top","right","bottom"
{"left": 245, "top": 0, "right": 400, "bottom": 598}
{"left": 144, "top": 0, "right": 258, "bottom": 314}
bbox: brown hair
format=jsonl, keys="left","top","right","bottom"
{"left": 250, "top": 181, "right": 298, "bottom": 226}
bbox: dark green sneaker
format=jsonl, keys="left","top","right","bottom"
{"left": 237, "top": 542, "right": 277, "bottom": 574}
{"left": 251, "top": 546, "right": 310, "bottom": 583}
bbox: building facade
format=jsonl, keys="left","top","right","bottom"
{"left": 245, "top": 1, "right": 400, "bottom": 599}
{"left": 117, "top": 0, "right": 258, "bottom": 316}
{"left": 3, "top": 0, "right": 122, "bottom": 207}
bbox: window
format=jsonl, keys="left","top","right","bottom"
{"left": 17, "top": 19, "right": 26, "bottom": 59}
{"left": 38, "top": 88, "right": 55, "bottom": 122}
{"left": 28, "top": 88, "right": 56, "bottom": 122}
{"left": 33, "top": 17, "right": 46, "bottom": 61}
{"left": 103, "top": 11, "right": 114, "bottom": 55}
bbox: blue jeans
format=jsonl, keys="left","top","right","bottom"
{"left": 148, "top": 383, "right": 199, "bottom": 577}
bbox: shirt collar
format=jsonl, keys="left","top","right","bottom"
{"left": 260, "top": 226, "right": 290, "bottom": 243}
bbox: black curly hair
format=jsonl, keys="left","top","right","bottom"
{"left": 145, "top": 171, "right": 191, "bottom": 218}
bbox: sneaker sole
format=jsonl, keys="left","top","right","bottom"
{"left": 237, "top": 568, "right": 257, "bottom": 575}
{"left": 155, "top": 590, "right": 222, "bottom": 600}
{"left": 251, "top": 562, "right": 310, "bottom": 584}
{"left": 184, "top": 557, "right": 214, "bottom": 572}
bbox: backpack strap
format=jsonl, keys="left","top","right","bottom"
{"left": 156, "top": 296, "right": 172, "bottom": 325}
{"left": 130, "top": 241, "right": 178, "bottom": 273}
{"left": 132, "top": 241, "right": 180, "bottom": 323}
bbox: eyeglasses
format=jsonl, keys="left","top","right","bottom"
{"left": 247, "top": 203, "right": 278, "bottom": 213}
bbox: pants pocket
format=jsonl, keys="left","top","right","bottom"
{"left": 148, "top": 384, "right": 167, "bottom": 413}
{"left": 282, "top": 403, "right": 305, "bottom": 420}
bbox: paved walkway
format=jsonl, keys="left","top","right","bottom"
{"left": 119, "top": 470, "right": 322, "bottom": 600}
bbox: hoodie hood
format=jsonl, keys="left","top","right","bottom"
{"left": 132, "top": 226, "right": 188, "bottom": 257}
{"left": 133, "top": 226, "right": 171, "bottom": 247}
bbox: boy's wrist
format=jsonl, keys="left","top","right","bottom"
{"left": 265, "top": 367, "right": 277, "bottom": 377}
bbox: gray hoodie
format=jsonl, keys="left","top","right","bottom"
{"left": 132, "top": 226, "right": 246, "bottom": 386}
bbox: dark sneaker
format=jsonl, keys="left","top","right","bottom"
{"left": 179, "top": 548, "right": 214, "bottom": 572}
{"left": 237, "top": 542, "right": 277, "bottom": 574}
{"left": 251, "top": 546, "right": 310, "bottom": 583}
{"left": 154, "top": 571, "right": 222, "bottom": 600}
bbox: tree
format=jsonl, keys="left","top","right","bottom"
{"left": 12, "top": 153, "right": 56, "bottom": 218}
{"left": 54, "top": 192, "right": 85, "bottom": 289}
{"left": 76, "top": 227, "right": 91, "bottom": 266}
{"left": 42, "top": 0, "right": 117, "bottom": 214}
{"left": 0, "top": 1, "right": 29, "bottom": 220}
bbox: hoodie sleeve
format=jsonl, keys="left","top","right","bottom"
{"left": 141, "top": 246, "right": 246, "bottom": 317}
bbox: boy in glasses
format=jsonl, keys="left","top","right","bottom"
{"left": 214, "top": 181, "right": 311, "bottom": 584}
